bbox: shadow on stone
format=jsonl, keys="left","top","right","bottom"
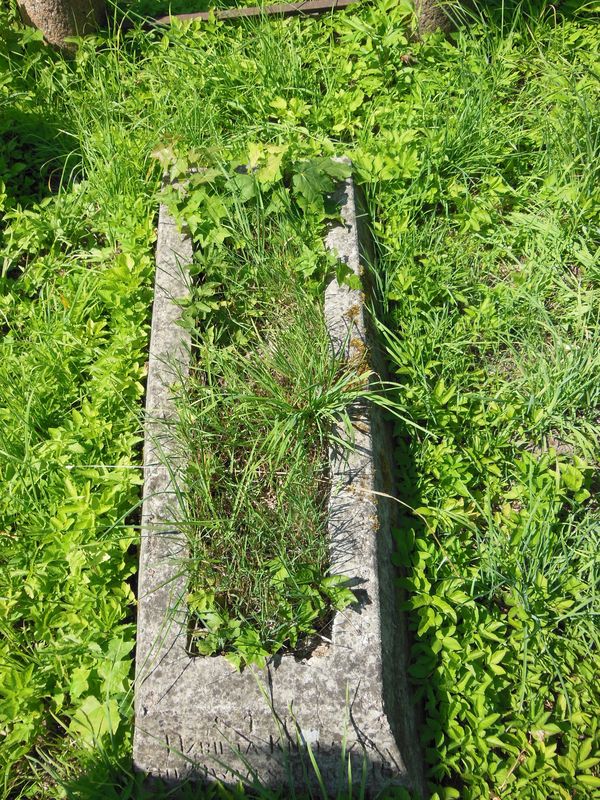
{"left": 59, "top": 743, "right": 424, "bottom": 799}
{"left": 355, "top": 180, "right": 465, "bottom": 798}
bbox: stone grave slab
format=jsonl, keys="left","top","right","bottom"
{"left": 133, "top": 172, "right": 424, "bottom": 796}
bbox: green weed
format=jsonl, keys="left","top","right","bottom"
{"left": 161, "top": 153, "right": 363, "bottom": 668}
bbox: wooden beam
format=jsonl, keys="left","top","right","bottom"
{"left": 153, "top": 0, "right": 357, "bottom": 26}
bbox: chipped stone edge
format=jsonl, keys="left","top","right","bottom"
{"left": 134, "top": 199, "right": 192, "bottom": 691}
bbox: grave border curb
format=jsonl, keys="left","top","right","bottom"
{"left": 133, "top": 169, "right": 425, "bottom": 797}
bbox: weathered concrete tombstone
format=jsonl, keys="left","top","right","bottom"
{"left": 133, "top": 171, "right": 424, "bottom": 796}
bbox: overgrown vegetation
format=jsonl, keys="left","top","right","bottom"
{"left": 0, "top": 12, "right": 158, "bottom": 797}
{"left": 0, "top": 0, "right": 598, "bottom": 797}
{"left": 163, "top": 153, "right": 360, "bottom": 668}
{"left": 369, "top": 15, "right": 600, "bottom": 797}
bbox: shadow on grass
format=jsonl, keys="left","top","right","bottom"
{"left": 0, "top": 107, "right": 78, "bottom": 210}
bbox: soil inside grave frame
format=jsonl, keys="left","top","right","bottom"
{"left": 179, "top": 224, "right": 361, "bottom": 667}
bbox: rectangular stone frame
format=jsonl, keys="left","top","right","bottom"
{"left": 134, "top": 172, "right": 424, "bottom": 796}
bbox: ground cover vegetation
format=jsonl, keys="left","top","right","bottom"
{"left": 0, "top": 0, "right": 598, "bottom": 797}
{"left": 163, "top": 152, "right": 361, "bottom": 668}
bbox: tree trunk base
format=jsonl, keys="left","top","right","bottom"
{"left": 415, "top": 0, "right": 456, "bottom": 35}
{"left": 18, "top": 0, "right": 105, "bottom": 49}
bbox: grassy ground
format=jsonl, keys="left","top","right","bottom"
{"left": 0, "top": 1, "right": 598, "bottom": 797}
{"left": 374, "top": 21, "right": 600, "bottom": 794}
